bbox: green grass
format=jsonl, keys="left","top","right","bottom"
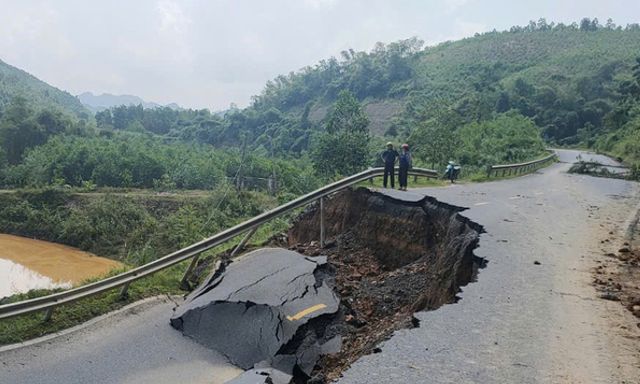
{"left": 0, "top": 203, "right": 293, "bottom": 346}
{"left": 0, "top": 267, "right": 183, "bottom": 345}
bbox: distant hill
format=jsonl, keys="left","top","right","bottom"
{"left": 247, "top": 20, "right": 640, "bottom": 143}
{"left": 78, "top": 92, "right": 182, "bottom": 112}
{"left": 86, "top": 20, "right": 640, "bottom": 158}
{"left": 0, "top": 59, "right": 89, "bottom": 118}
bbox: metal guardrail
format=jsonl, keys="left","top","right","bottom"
{"left": 0, "top": 167, "right": 438, "bottom": 321}
{"left": 487, "top": 152, "right": 557, "bottom": 178}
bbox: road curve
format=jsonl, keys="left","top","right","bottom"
{"left": 339, "top": 149, "right": 640, "bottom": 384}
{"left": 0, "top": 149, "right": 638, "bottom": 384}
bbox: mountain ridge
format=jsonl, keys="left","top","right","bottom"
{"left": 78, "top": 92, "right": 182, "bottom": 112}
{"left": 0, "top": 59, "right": 89, "bottom": 118}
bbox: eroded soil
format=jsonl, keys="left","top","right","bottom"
{"left": 188, "top": 188, "right": 486, "bottom": 383}
{"left": 594, "top": 234, "right": 640, "bottom": 327}
{"left": 272, "top": 188, "right": 485, "bottom": 382}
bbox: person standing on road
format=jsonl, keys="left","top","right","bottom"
{"left": 381, "top": 142, "right": 399, "bottom": 188}
{"left": 398, "top": 143, "right": 412, "bottom": 191}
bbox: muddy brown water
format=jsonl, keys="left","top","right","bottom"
{"left": 0, "top": 234, "right": 123, "bottom": 298}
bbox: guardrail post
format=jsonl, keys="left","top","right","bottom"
{"left": 180, "top": 254, "right": 202, "bottom": 290}
{"left": 119, "top": 282, "right": 131, "bottom": 300}
{"left": 43, "top": 307, "right": 54, "bottom": 322}
{"left": 320, "top": 197, "right": 325, "bottom": 248}
{"left": 230, "top": 226, "right": 258, "bottom": 258}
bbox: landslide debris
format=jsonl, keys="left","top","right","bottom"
{"left": 173, "top": 187, "right": 485, "bottom": 383}
{"left": 279, "top": 188, "right": 485, "bottom": 381}
{"left": 595, "top": 240, "right": 640, "bottom": 321}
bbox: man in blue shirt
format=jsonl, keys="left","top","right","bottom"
{"left": 381, "top": 142, "right": 399, "bottom": 188}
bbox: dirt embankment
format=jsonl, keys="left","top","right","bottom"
{"left": 274, "top": 188, "right": 485, "bottom": 382}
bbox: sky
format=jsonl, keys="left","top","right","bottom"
{"left": 0, "top": 0, "right": 639, "bottom": 110}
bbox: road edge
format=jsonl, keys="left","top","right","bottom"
{"left": 0, "top": 294, "right": 182, "bottom": 353}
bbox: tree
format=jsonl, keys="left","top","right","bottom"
{"left": 409, "top": 108, "right": 462, "bottom": 168}
{"left": 95, "top": 109, "right": 113, "bottom": 129}
{"left": 633, "top": 56, "right": 640, "bottom": 98}
{"left": 311, "top": 90, "right": 370, "bottom": 177}
{"left": 310, "top": 132, "right": 370, "bottom": 177}
{"left": 0, "top": 98, "right": 47, "bottom": 164}
{"left": 495, "top": 92, "right": 511, "bottom": 113}
{"left": 457, "top": 111, "right": 545, "bottom": 165}
{"left": 326, "top": 90, "right": 370, "bottom": 134}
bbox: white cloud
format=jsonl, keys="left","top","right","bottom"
{"left": 303, "top": 0, "right": 338, "bottom": 10}
{"left": 444, "top": 0, "right": 470, "bottom": 13}
{"left": 156, "top": 0, "right": 191, "bottom": 34}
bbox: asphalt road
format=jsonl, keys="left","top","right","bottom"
{"left": 340, "top": 149, "right": 640, "bottom": 384}
{"left": 1, "top": 149, "right": 638, "bottom": 384}
{"left": 0, "top": 297, "right": 242, "bottom": 384}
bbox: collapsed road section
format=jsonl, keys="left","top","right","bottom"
{"left": 171, "top": 248, "right": 341, "bottom": 380}
{"left": 171, "top": 188, "right": 485, "bottom": 383}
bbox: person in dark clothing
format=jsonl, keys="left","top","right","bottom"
{"left": 444, "top": 161, "right": 461, "bottom": 183}
{"left": 381, "top": 142, "right": 399, "bottom": 188}
{"left": 398, "top": 143, "right": 412, "bottom": 191}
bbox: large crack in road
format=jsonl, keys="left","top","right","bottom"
{"left": 171, "top": 188, "right": 485, "bottom": 383}
{"left": 3, "top": 150, "right": 638, "bottom": 384}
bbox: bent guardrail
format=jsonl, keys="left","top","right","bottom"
{"left": 487, "top": 152, "right": 557, "bottom": 178}
{"left": 0, "top": 167, "right": 438, "bottom": 321}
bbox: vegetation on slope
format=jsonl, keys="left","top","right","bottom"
{"left": 85, "top": 19, "right": 640, "bottom": 173}
{"left": 0, "top": 59, "right": 89, "bottom": 118}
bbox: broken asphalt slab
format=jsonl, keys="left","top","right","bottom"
{"left": 171, "top": 248, "right": 340, "bottom": 378}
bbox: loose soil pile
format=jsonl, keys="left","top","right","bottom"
{"left": 594, "top": 241, "right": 640, "bottom": 325}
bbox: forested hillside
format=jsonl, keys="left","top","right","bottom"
{"left": 0, "top": 59, "right": 89, "bottom": 118}
{"left": 245, "top": 19, "right": 640, "bottom": 157}
{"left": 2, "top": 18, "right": 640, "bottom": 190}
{"left": 87, "top": 19, "right": 640, "bottom": 169}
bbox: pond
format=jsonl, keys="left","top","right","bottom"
{"left": 0, "top": 234, "right": 123, "bottom": 298}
